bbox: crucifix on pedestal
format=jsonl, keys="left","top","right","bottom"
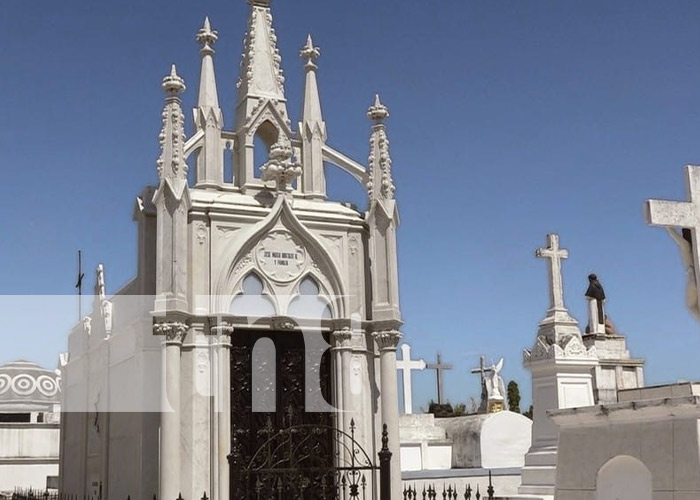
{"left": 396, "top": 344, "right": 426, "bottom": 414}
{"left": 534, "top": 234, "right": 572, "bottom": 319}
{"left": 646, "top": 165, "right": 700, "bottom": 323}
{"left": 426, "top": 353, "right": 453, "bottom": 405}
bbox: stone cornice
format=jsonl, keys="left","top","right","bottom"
{"left": 550, "top": 395, "right": 700, "bottom": 427}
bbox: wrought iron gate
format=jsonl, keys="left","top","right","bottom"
{"left": 229, "top": 419, "right": 390, "bottom": 500}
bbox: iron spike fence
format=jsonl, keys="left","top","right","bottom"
{"left": 12, "top": 421, "right": 393, "bottom": 500}
{"left": 401, "top": 470, "right": 496, "bottom": 500}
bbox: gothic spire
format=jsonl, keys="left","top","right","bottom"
{"left": 237, "top": 0, "right": 286, "bottom": 102}
{"left": 194, "top": 17, "right": 224, "bottom": 185}
{"left": 366, "top": 93, "right": 401, "bottom": 325}
{"left": 366, "top": 94, "right": 395, "bottom": 203}
{"left": 153, "top": 64, "right": 190, "bottom": 314}
{"left": 155, "top": 64, "right": 188, "bottom": 199}
{"left": 299, "top": 34, "right": 327, "bottom": 199}
{"left": 234, "top": 0, "right": 292, "bottom": 191}
{"left": 195, "top": 16, "right": 220, "bottom": 110}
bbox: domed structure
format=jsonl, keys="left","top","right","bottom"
{"left": 0, "top": 360, "right": 62, "bottom": 494}
{"left": 0, "top": 360, "right": 61, "bottom": 413}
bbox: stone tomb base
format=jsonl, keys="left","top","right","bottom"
{"left": 435, "top": 412, "right": 532, "bottom": 470}
{"left": 399, "top": 414, "right": 453, "bottom": 471}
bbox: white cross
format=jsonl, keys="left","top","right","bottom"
{"left": 646, "top": 165, "right": 700, "bottom": 307}
{"left": 535, "top": 234, "right": 569, "bottom": 315}
{"left": 396, "top": 343, "right": 425, "bottom": 414}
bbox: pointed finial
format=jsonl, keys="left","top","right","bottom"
{"left": 196, "top": 16, "right": 218, "bottom": 55}
{"left": 300, "top": 35, "right": 321, "bottom": 70}
{"left": 162, "top": 64, "right": 186, "bottom": 95}
{"left": 367, "top": 94, "right": 389, "bottom": 123}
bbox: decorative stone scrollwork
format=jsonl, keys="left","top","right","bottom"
{"left": 210, "top": 322, "right": 234, "bottom": 336}
{"left": 195, "top": 221, "right": 207, "bottom": 246}
{"left": 332, "top": 327, "right": 353, "bottom": 348}
{"left": 271, "top": 316, "right": 296, "bottom": 331}
{"left": 11, "top": 375, "right": 36, "bottom": 396}
{"left": 525, "top": 335, "right": 552, "bottom": 362}
{"left": 153, "top": 321, "right": 188, "bottom": 344}
{"left": 260, "top": 137, "right": 302, "bottom": 192}
{"left": 524, "top": 333, "right": 597, "bottom": 363}
{"left": 0, "top": 374, "right": 10, "bottom": 396}
{"left": 562, "top": 334, "right": 586, "bottom": 357}
{"left": 372, "top": 330, "right": 402, "bottom": 350}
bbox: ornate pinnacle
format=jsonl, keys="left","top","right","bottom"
{"left": 300, "top": 35, "right": 321, "bottom": 70}
{"left": 248, "top": 0, "right": 271, "bottom": 6}
{"left": 162, "top": 64, "right": 186, "bottom": 95}
{"left": 196, "top": 17, "right": 219, "bottom": 55}
{"left": 367, "top": 94, "right": 389, "bottom": 123}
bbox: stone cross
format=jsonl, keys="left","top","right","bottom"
{"left": 470, "top": 356, "right": 493, "bottom": 386}
{"left": 396, "top": 344, "right": 426, "bottom": 414}
{"left": 471, "top": 356, "right": 494, "bottom": 412}
{"left": 426, "top": 353, "right": 453, "bottom": 405}
{"left": 646, "top": 165, "right": 700, "bottom": 320}
{"left": 535, "top": 234, "right": 569, "bottom": 314}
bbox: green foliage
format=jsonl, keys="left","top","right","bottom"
{"left": 523, "top": 405, "right": 533, "bottom": 420}
{"left": 452, "top": 403, "right": 467, "bottom": 417}
{"left": 507, "top": 380, "right": 521, "bottom": 413}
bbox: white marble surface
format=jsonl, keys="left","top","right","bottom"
{"left": 552, "top": 391, "right": 700, "bottom": 497}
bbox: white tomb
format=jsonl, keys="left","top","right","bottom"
{"left": 552, "top": 383, "right": 700, "bottom": 499}
{"left": 434, "top": 411, "right": 532, "bottom": 469}
{"left": 399, "top": 414, "right": 452, "bottom": 471}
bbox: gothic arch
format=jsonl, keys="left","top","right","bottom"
{"left": 229, "top": 271, "right": 278, "bottom": 317}
{"left": 214, "top": 196, "right": 347, "bottom": 317}
{"left": 596, "top": 455, "right": 652, "bottom": 500}
{"left": 244, "top": 99, "right": 293, "bottom": 140}
{"left": 287, "top": 274, "right": 333, "bottom": 319}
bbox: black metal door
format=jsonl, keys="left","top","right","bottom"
{"left": 229, "top": 330, "right": 333, "bottom": 500}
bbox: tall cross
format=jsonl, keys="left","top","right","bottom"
{"left": 535, "top": 233, "right": 569, "bottom": 314}
{"left": 426, "top": 353, "right": 452, "bottom": 405}
{"left": 396, "top": 344, "right": 426, "bottom": 414}
{"left": 646, "top": 165, "right": 700, "bottom": 305}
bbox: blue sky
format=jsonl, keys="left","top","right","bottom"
{"left": 2, "top": 0, "right": 700, "bottom": 411}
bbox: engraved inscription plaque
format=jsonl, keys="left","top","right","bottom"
{"left": 255, "top": 231, "right": 307, "bottom": 283}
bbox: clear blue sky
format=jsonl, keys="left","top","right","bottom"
{"left": 2, "top": 0, "right": 700, "bottom": 411}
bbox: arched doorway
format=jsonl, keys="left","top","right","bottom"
{"left": 596, "top": 455, "right": 652, "bottom": 500}
{"left": 227, "top": 272, "right": 335, "bottom": 500}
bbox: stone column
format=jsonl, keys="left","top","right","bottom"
{"left": 373, "top": 330, "right": 402, "bottom": 500}
{"left": 212, "top": 322, "right": 233, "bottom": 500}
{"left": 331, "top": 330, "right": 351, "bottom": 435}
{"left": 155, "top": 321, "right": 188, "bottom": 500}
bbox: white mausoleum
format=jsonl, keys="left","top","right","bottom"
{"left": 60, "top": 1, "right": 405, "bottom": 500}
{"left": 0, "top": 360, "right": 61, "bottom": 493}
